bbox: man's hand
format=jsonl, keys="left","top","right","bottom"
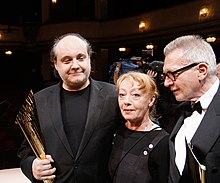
{"left": 32, "top": 155, "right": 56, "bottom": 181}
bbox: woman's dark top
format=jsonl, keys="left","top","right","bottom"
{"left": 109, "top": 124, "right": 169, "bottom": 183}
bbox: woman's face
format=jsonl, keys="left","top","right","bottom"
{"left": 118, "top": 79, "right": 155, "bottom": 124}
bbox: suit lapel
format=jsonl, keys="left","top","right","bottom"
{"left": 192, "top": 85, "right": 220, "bottom": 162}
{"left": 48, "top": 83, "right": 74, "bottom": 158}
{"left": 169, "top": 114, "right": 185, "bottom": 183}
{"left": 75, "top": 79, "right": 105, "bottom": 161}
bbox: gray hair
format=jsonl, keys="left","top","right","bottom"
{"left": 164, "top": 35, "right": 216, "bottom": 75}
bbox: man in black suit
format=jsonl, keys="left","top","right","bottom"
{"left": 18, "top": 33, "right": 120, "bottom": 182}
{"left": 163, "top": 35, "right": 220, "bottom": 183}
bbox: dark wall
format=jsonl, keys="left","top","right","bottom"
{"left": 0, "top": 50, "right": 44, "bottom": 169}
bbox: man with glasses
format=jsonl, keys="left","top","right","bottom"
{"left": 163, "top": 35, "right": 220, "bottom": 183}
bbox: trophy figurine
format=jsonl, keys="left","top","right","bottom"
{"left": 187, "top": 142, "right": 206, "bottom": 183}
{"left": 16, "top": 90, "right": 53, "bottom": 183}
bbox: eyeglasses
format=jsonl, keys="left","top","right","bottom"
{"left": 163, "top": 62, "right": 201, "bottom": 81}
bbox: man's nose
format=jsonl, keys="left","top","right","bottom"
{"left": 164, "top": 77, "right": 173, "bottom": 87}
{"left": 71, "top": 60, "right": 79, "bottom": 69}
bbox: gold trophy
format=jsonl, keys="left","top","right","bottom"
{"left": 187, "top": 142, "right": 206, "bottom": 183}
{"left": 16, "top": 90, "right": 53, "bottom": 183}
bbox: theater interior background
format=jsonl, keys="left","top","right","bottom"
{"left": 0, "top": 0, "right": 220, "bottom": 169}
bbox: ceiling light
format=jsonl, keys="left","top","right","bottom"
{"left": 206, "top": 37, "right": 216, "bottom": 43}
{"left": 199, "top": 7, "right": 210, "bottom": 17}
{"left": 139, "top": 21, "right": 148, "bottom": 32}
{"left": 5, "top": 51, "right": 12, "bottom": 55}
{"left": 52, "top": 0, "right": 57, "bottom": 4}
{"left": 146, "top": 44, "right": 154, "bottom": 49}
{"left": 119, "top": 47, "right": 126, "bottom": 52}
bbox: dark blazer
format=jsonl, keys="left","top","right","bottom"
{"left": 18, "top": 79, "right": 120, "bottom": 183}
{"left": 169, "top": 83, "right": 220, "bottom": 183}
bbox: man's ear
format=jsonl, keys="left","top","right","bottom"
{"left": 54, "top": 60, "right": 58, "bottom": 70}
{"left": 197, "top": 63, "right": 208, "bottom": 80}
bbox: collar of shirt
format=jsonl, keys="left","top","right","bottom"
{"left": 184, "top": 78, "right": 219, "bottom": 142}
{"left": 196, "top": 78, "right": 219, "bottom": 110}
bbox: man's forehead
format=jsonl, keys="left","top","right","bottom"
{"left": 58, "top": 36, "right": 85, "bottom": 47}
{"left": 56, "top": 36, "right": 87, "bottom": 53}
{"left": 164, "top": 49, "right": 187, "bottom": 69}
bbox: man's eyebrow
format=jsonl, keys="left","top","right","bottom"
{"left": 61, "top": 55, "right": 72, "bottom": 61}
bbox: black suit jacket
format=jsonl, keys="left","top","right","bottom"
{"left": 18, "top": 79, "right": 120, "bottom": 183}
{"left": 169, "top": 83, "right": 220, "bottom": 183}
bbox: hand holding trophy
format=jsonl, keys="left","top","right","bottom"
{"left": 16, "top": 90, "right": 53, "bottom": 183}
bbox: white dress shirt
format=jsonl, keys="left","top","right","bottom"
{"left": 175, "top": 79, "right": 219, "bottom": 175}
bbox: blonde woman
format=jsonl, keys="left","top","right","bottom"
{"left": 109, "top": 71, "right": 169, "bottom": 183}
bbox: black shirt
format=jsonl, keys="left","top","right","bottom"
{"left": 61, "top": 86, "right": 90, "bottom": 156}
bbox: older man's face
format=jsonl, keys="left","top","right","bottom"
{"left": 163, "top": 49, "right": 201, "bottom": 102}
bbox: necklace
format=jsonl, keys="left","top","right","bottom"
{"left": 126, "top": 121, "right": 158, "bottom": 132}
